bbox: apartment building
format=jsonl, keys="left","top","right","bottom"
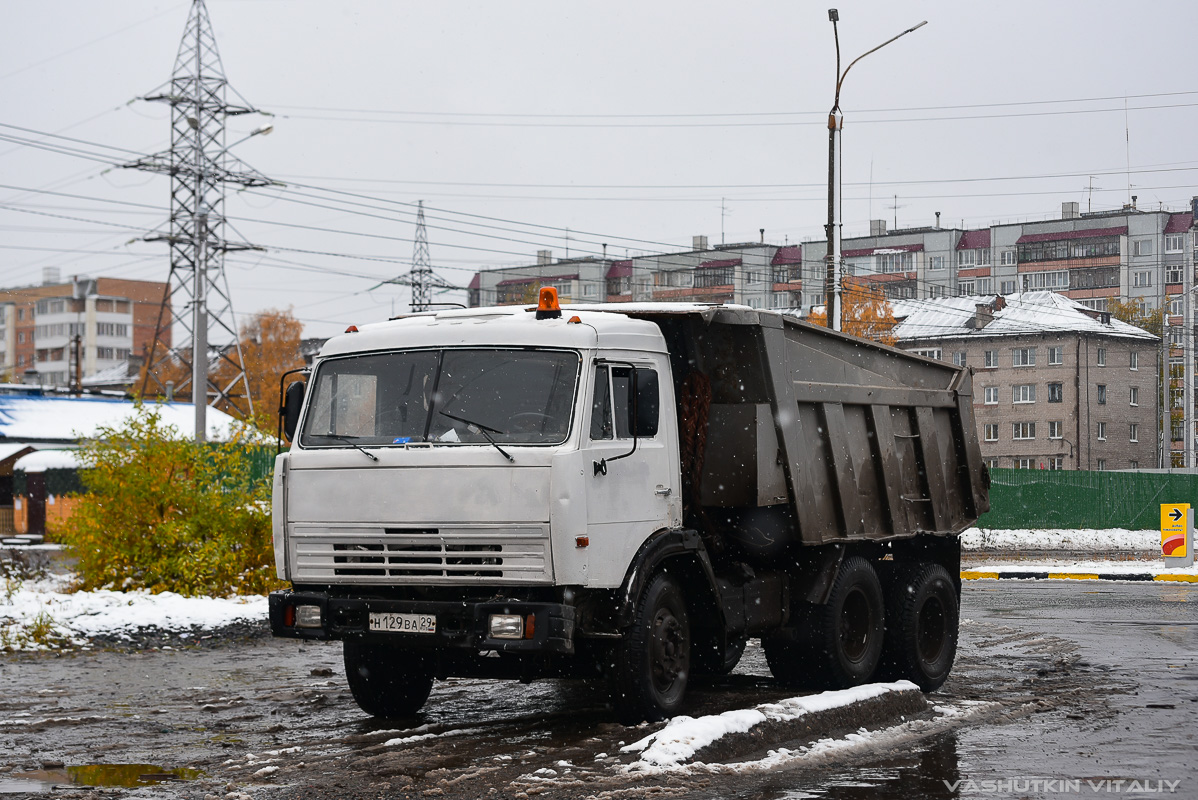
{"left": 0, "top": 268, "right": 168, "bottom": 386}
{"left": 891, "top": 293, "right": 1159, "bottom": 471}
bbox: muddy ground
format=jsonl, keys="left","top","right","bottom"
{"left": 1, "top": 582, "right": 1194, "bottom": 799}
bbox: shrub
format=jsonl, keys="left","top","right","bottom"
{"left": 56, "top": 404, "right": 283, "bottom": 597}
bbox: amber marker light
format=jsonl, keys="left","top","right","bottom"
{"left": 535, "top": 287, "right": 562, "bottom": 320}
{"left": 575, "top": 536, "right": 589, "bottom": 548}
{"left": 568, "top": 315, "right": 582, "bottom": 324}
{"left": 524, "top": 614, "right": 536, "bottom": 639}
{"left": 345, "top": 325, "right": 359, "bottom": 333}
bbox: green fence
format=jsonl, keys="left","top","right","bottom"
{"left": 977, "top": 468, "right": 1198, "bottom": 530}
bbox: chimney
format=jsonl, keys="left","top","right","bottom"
{"left": 974, "top": 303, "right": 994, "bottom": 330}
{"left": 759, "top": 228, "right": 765, "bottom": 243}
{"left": 935, "top": 211, "right": 941, "bottom": 228}
{"left": 536, "top": 249, "right": 552, "bottom": 265}
{"left": 1131, "top": 195, "right": 1138, "bottom": 210}
{"left": 1062, "top": 202, "right": 1080, "bottom": 219}
{"left": 1191, "top": 196, "right": 1197, "bottom": 227}
{"left": 870, "top": 219, "right": 887, "bottom": 237}
{"left": 42, "top": 266, "right": 60, "bottom": 286}
{"left": 692, "top": 235, "right": 708, "bottom": 251}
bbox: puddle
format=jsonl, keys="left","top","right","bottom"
{"left": 4, "top": 764, "right": 202, "bottom": 793}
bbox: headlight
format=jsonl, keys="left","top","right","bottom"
{"left": 488, "top": 614, "right": 524, "bottom": 639}
{"left": 295, "top": 604, "right": 322, "bottom": 629}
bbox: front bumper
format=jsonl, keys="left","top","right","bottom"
{"left": 269, "top": 589, "right": 575, "bottom": 655}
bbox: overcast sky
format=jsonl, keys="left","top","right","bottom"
{"left": 3, "top": 1, "right": 1196, "bottom": 339}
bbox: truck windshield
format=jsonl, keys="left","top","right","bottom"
{"left": 300, "top": 348, "right": 580, "bottom": 448}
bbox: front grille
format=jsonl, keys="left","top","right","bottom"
{"left": 290, "top": 524, "right": 551, "bottom": 584}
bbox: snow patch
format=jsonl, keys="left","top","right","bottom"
{"left": 961, "top": 527, "right": 1158, "bottom": 552}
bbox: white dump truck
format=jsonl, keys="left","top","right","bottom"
{"left": 269, "top": 293, "right": 989, "bottom": 723}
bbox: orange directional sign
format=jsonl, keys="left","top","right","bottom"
{"left": 1161, "top": 503, "right": 1189, "bottom": 558}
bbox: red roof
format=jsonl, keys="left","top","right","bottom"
{"left": 1016, "top": 226, "right": 1126, "bottom": 244}
{"left": 956, "top": 229, "right": 991, "bottom": 250}
{"left": 495, "top": 273, "right": 578, "bottom": 288}
{"left": 700, "top": 258, "right": 741, "bottom": 268}
{"left": 467, "top": 273, "right": 480, "bottom": 290}
{"left": 771, "top": 245, "right": 802, "bottom": 266}
{"left": 1164, "top": 213, "right": 1193, "bottom": 234}
{"left": 842, "top": 243, "right": 923, "bottom": 257}
{"left": 606, "top": 260, "right": 632, "bottom": 278}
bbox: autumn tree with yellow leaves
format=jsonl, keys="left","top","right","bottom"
{"left": 213, "top": 307, "right": 305, "bottom": 420}
{"left": 806, "top": 277, "right": 899, "bottom": 345}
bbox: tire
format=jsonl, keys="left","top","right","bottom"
{"left": 879, "top": 563, "right": 959, "bottom": 692}
{"left": 765, "top": 556, "right": 885, "bottom": 689}
{"left": 343, "top": 640, "right": 434, "bottom": 718}
{"left": 610, "top": 572, "right": 691, "bottom": 724}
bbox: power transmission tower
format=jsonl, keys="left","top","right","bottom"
{"left": 375, "top": 200, "right": 458, "bottom": 312}
{"left": 126, "top": 0, "right": 271, "bottom": 439}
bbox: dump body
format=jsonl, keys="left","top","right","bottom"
{"left": 625, "top": 305, "right": 988, "bottom": 557}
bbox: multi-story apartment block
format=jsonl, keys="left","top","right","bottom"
{"left": 891, "top": 292, "right": 1159, "bottom": 471}
{"left": 0, "top": 268, "right": 168, "bottom": 387}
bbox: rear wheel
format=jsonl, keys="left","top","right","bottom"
{"left": 610, "top": 572, "right": 691, "bottom": 723}
{"left": 765, "top": 556, "right": 885, "bottom": 689}
{"left": 879, "top": 563, "right": 958, "bottom": 691}
{"left": 343, "top": 640, "right": 434, "bottom": 718}
{"left": 692, "top": 634, "right": 747, "bottom": 676}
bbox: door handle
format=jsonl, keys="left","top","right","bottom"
{"left": 654, "top": 485, "right": 672, "bottom": 497}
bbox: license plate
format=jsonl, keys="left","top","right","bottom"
{"left": 368, "top": 612, "right": 437, "bottom": 634}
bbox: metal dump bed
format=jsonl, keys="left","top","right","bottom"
{"left": 620, "top": 305, "right": 988, "bottom": 550}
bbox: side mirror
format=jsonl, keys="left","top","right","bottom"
{"left": 282, "top": 380, "right": 306, "bottom": 441}
{"left": 634, "top": 369, "right": 659, "bottom": 437}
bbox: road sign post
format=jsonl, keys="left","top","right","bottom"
{"left": 1160, "top": 503, "right": 1194, "bottom": 568}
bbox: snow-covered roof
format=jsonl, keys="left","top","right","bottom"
{"left": 0, "top": 396, "right": 248, "bottom": 444}
{"left": 80, "top": 361, "right": 135, "bottom": 387}
{"left": 890, "top": 292, "right": 1158, "bottom": 343}
{"left": 0, "top": 443, "right": 35, "bottom": 464}
{"left": 14, "top": 449, "right": 81, "bottom": 473}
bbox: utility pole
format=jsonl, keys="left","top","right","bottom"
{"left": 126, "top": 0, "right": 271, "bottom": 440}
{"left": 824, "top": 10, "right": 926, "bottom": 332}
{"left": 1186, "top": 227, "right": 1196, "bottom": 468}
{"left": 72, "top": 334, "right": 82, "bottom": 396}
{"left": 378, "top": 200, "right": 457, "bottom": 312}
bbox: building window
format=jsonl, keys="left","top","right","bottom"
{"left": 1023, "top": 271, "right": 1070, "bottom": 291}
{"left": 1097, "top": 384, "right": 1107, "bottom": 404}
{"left": 1132, "top": 239, "right": 1154, "bottom": 257}
{"left": 958, "top": 280, "right": 975, "bottom": 295}
{"left": 984, "top": 424, "right": 999, "bottom": 442}
{"left": 953, "top": 352, "right": 967, "bottom": 367}
{"left": 17, "top": 308, "right": 24, "bottom": 321}
{"left": 1013, "top": 422, "right": 1036, "bottom": 440}
{"left": 17, "top": 332, "right": 24, "bottom": 344}
{"left": 1016, "top": 458, "right": 1033, "bottom": 469}
{"left": 1080, "top": 298, "right": 1109, "bottom": 312}
{"left": 1133, "top": 271, "right": 1152, "bottom": 288}
{"left": 1012, "top": 347, "right": 1036, "bottom": 367}
{"left": 1048, "top": 346, "right": 1063, "bottom": 365}
{"left": 984, "top": 387, "right": 999, "bottom": 405}
{"left": 1047, "top": 457, "right": 1064, "bottom": 470}
{"left": 1013, "top": 384, "right": 1036, "bottom": 404}
{"left": 1001, "top": 250, "right": 1016, "bottom": 266}
{"left": 1096, "top": 348, "right": 1106, "bottom": 366}
{"left": 913, "top": 348, "right": 943, "bottom": 360}
{"left": 984, "top": 350, "right": 998, "bottom": 368}
{"left": 1000, "top": 280, "right": 1016, "bottom": 294}
{"left": 1097, "top": 422, "right": 1107, "bottom": 441}
{"left": 1048, "top": 421, "right": 1063, "bottom": 439}
{"left": 928, "top": 285, "right": 947, "bottom": 299}
{"left": 987, "top": 458, "right": 1000, "bottom": 469}
{"left": 1167, "top": 267, "right": 1184, "bottom": 286}
{"left": 1097, "top": 459, "right": 1107, "bottom": 471}
{"left": 1129, "top": 460, "right": 1139, "bottom": 469}
{"left": 1130, "top": 351, "right": 1138, "bottom": 370}
{"left": 1130, "top": 386, "right": 1139, "bottom": 406}
{"left": 1048, "top": 383, "right": 1063, "bottom": 403}
{"left": 929, "top": 256, "right": 946, "bottom": 271}
{"left": 1130, "top": 423, "right": 1139, "bottom": 443}
{"left": 1165, "top": 234, "right": 1184, "bottom": 253}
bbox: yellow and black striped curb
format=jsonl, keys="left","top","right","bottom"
{"left": 962, "top": 570, "right": 1198, "bottom": 583}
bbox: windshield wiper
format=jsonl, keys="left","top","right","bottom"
{"left": 438, "top": 410, "right": 515, "bottom": 462}
{"left": 323, "top": 434, "right": 379, "bottom": 462}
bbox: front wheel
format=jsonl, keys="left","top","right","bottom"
{"left": 610, "top": 572, "right": 691, "bottom": 724}
{"left": 343, "top": 640, "right": 434, "bottom": 718}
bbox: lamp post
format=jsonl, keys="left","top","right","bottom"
{"left": 824, "top": 10, "right": 926, "bottom": 331}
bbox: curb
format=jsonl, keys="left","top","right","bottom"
{"left": 962, "top": 570, "right": 1197, "bottom": 583}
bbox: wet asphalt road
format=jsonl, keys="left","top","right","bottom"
{"left": 0, "top": 580, "right": 1194, "bottom": 799}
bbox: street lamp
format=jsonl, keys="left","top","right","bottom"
{"left": 824, "top": 10, "right": 926, "bottom": 332}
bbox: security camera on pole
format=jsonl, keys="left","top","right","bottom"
{"left": 824, "top": 10, "right": 926, "bottom": 332}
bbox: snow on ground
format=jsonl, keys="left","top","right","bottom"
{"left": 960, "top": 528, "right": 1158, "bottom": 551}
{"left": 963, "top": 559, "right": 1198, "bottom": 577}
{"left": 621, "top": 681, "right": 920, "bottom": 769}
{"left": 0, "top": 574, "right": 266, "bottom": 650}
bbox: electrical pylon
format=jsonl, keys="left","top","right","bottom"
{"left": 375, "top": 201, "right": 458, "bottom": 312}
{"left": 126, "top": 0, "right": 271, "bottom": 436}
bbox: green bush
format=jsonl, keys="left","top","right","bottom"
{"left": 57, "top": 404, "right": 284, "bottom": 597}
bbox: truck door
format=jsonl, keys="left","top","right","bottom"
{"left": 584, "top": 361, "right": 679, "bottom": 587}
